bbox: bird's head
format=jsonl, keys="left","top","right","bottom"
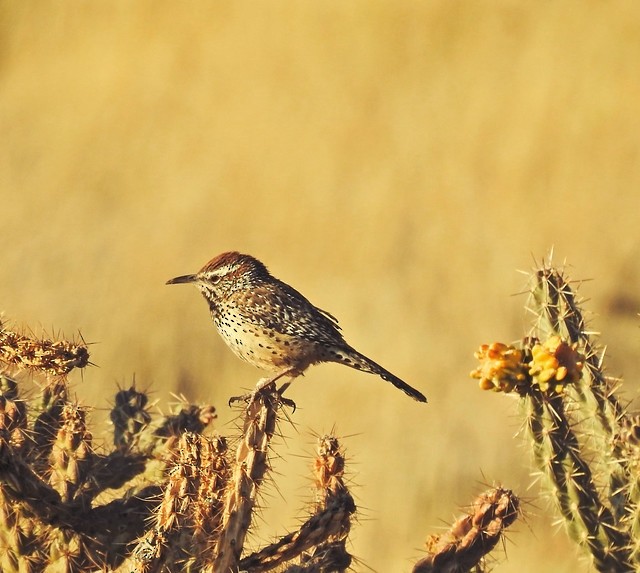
{"left": 166, "top": 251, "right": 269, "bottom": 298}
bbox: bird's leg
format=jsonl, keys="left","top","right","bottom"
{"left": 270, "top": 379, "right": 297, "bottom": 410}
{"left": 256, "top": 366, "right": 301, "bottom": 389}
{"left": 264, "top": 369, "right": 300, "bottom": 410}
{"left": 229, "top": 368, "right": 299, "bottom": 409}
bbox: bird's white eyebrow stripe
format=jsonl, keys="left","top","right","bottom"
{"left": 208, "top": 265, "right": 234, "bottom": 276}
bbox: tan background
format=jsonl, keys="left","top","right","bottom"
{"left": 2, "top": 2, "right": 640, "bottom": 571}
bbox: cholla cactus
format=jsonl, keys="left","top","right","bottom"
{"left": 471, "top": 261, "right": 639, "bottom": 572}
{"left": 0, "top": 317, "right": 517, "bottom": 572}
{"left": 413, "top": 487, "right": 520, "bottom": 573}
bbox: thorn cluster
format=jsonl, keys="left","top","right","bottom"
{"left": 0, "top": 323, "right": 89, "bottom": 376}
{"left": 413, "top": 487, "right": 520, "bottom": 573}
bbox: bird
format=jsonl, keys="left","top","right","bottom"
{"left": 166, "top": 251, "right": 427, "bottom": 403}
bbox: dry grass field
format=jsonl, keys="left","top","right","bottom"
{"left": 2, "top": 2, "right": 640, "bottom": 571}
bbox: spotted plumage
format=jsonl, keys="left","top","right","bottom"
{"left": 167, "top": 251, "right": 427, "bottom": 402}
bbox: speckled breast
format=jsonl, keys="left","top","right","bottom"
{"left": 213, "top": 312, "right": 316, "bottom": 373}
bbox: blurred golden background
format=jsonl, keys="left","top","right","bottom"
{"left": 2, "top": 2, "right": 640, "bottom": 570}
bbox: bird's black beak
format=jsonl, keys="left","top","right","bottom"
{"left": 166, "top": 274, "right": 197, "bottom": 285}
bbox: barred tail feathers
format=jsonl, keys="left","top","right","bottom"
{"left": 328, "top": 346, "right": 427, "bottom": 403}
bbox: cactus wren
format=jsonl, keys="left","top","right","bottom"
{"left": 166, "top": 252, "right": 427, "bottom": 402}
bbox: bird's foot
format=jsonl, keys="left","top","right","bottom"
{"left": 276, "top": 382, "right": 296, "bottom": 412}
{"left": 228, "top": 391, "right": 253, "bottom": 407}
{"left": 279, "top": 396, "right": 296, "bottom": 411}
{"left": 228, "top": 377, "right": 273, "bottom": 406}
{"left": 228, "top": 380, "right": 296, "bottom": 412}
